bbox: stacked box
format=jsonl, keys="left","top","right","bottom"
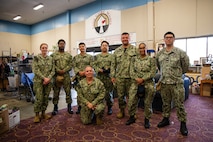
{"left": 0, "top": 109, "right": 9, "bottom": 134}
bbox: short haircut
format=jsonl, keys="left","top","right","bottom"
{"left": 79, "top": 42, "right": 85, "bottom": 46}
{"left": 122, "top": 32, "right": 129, "bottom": 36}
{"left": 101, "top": 40, "right": 109, "bottom": 46}
{"left": 58, "top": 39, "right": 66, "bottom": 45}
{"left": 84, "top": 65, "right": 94, "bottom": 72}
{"left": 164, "top": 31, "right": 175, "bottom": 38}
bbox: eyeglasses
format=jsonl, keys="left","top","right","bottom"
{"left": 165, "top": 36, "right": 174, "bottom": 39}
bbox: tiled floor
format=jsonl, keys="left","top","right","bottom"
{"left": 0, "top": 88, "right": 78, "bottom": 120}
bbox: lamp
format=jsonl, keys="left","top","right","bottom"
{"left": 13, "top": 15, "right": 21, "bottom": 20}
{"left": 33, "top": 3, "right": 44, "bottom": 10}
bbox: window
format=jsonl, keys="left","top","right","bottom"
{"left": 187, "top": 37, "right": 207, "bottom": 65}
{"left": 174, "top": 39, "right": 186, "bottom": 52}
{"left": 207, "top": 36, "right": 213, "bottom": 58}
{"left": 175, "top": 36, "right": 213, "bottom": 66}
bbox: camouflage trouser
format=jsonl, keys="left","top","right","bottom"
{"left": 116, "top": 78, "right": 134, "bottom": 110}
{"left": 52, "top": 73, "right": 72, "bottom": 104}
{"left": 97, "top": 74, "right": 113, "bottom": 107}
{"left": 34, "top": 81, "right": 52, "bottom": 112}
{"left": 128, "top": 81, "right": 138, "bottom": 116}
{"left": 160, "top": 83, "right": 187, "bottom": 122}
{"left": 143, "top": 81, "right": 155, "bottom": 119}
{"left": 80, "top": 102, "right": 105, "bottom": 124}
{"left": 74, "top": 76, "right": 85, "bottom": 107}
{"left": 128, "top": 80, "right": 155, "bottom": 118}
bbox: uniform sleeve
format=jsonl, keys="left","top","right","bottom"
{"left": 32, "top": 56, "right": 45, "bottom": 79}
{"left": 129, "top": 57, "right": 137, "bottom": 80}
{"left": 91, "top": 80, "right": 105, "bottom": 105}
{"left": 155, "top": 52, "right": 161, "bottom": 71}
{"left": 92, "top": 55, "right": 99, "bottom": 73}
{"left": 180, "top": 51, "right": 190, "bottom": 74}
{"left": 73, "top": 56, "right": 80, "bottom": 75}
{"left": 89, "top": 55, "right": 95, "bottom": 74}
{"left": 55, "top": 64, "right": 61, "bottom": 73}
{"left": 47, "top": 57, "right": 55, "bottom": 79}
{"left": 63, "top": 54, "right": 73, "bottom": 73}
{"left": 52, "top": 53, "right": 62, "bottom": 73}
{"left": 110, "top": 53, "right": 116, "bottom": 78}
{"left": 77, "top": 81, "right": 89, "bottom": 105}
{"left": 90, "top": 55, "right": 94, "bottom": 66}
{"left": 143, "top": 57, "right": 156, "bottom": 81}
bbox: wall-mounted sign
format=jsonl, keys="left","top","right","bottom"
{"left": 94, "top": 13, "right": 110, "bottom": 34}
{"left": 85, "top": 10, "right": 121, "bottom": 39}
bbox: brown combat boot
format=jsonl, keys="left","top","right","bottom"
{"left": 41, "top": 111, "right": 51, "bottom": 120}
{"left": 34, "top": 112, "right": 40, "bottom": 123}
{"left": 116, "top": 108, "right": 125, "bottom": 119}
{"left": 96, "top": 114, "right": 103, "bottom": 125}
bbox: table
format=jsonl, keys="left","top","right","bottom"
{"left": 200, "top": 80, "right": 213, "bottom": 96}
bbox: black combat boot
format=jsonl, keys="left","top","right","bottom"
{"left": 52, "top": 104, "right": 58, "bottom": 115}
{"left": 107, "top": 106, "right": 113, "bottom": 115}
{"left": 67, "top": 103, "right": 73, "bottom": 114}
{"left": 144, "top": 118, "right": 150, "bottom": 129}
{"left": 76, "top": 106, "right": 81, "bottom": 114}
{"left": 126, "top": 115, "right": 136, "bottom": 125}
{"left": 157, "top": 117, "right": 170, "bottom": 128}
{"left": 180, "top": 122, "right": 188, "bottom": 136}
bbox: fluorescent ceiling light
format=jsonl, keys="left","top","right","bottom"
{"left": 13, "top": 15, "right": 21, "bottom": 20}
{"left": 33, "top": 3, "right": 44, "bottom": 10}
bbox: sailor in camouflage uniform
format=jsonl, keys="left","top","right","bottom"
{"left": 93, "top": 41, "right": 113, "bottom": 115}
{"left": 110, "top": 32, "right": 137, "bottom": 124}
{"left": 78, "top": 66, "right": 105, "bottom": 125}
{"left": 51, "top": 39, "right": 73, "bottom": 115}
{"left": 73, "top": 42, "right": 94, "bottom": 114}
{"left": 129, "top": 43, "right": 156, "bottom": 127}
{"left": 156, "top": 32, "right": 189, "bottom": 136}
{"left": 32, "top": 43, "right": 55, "bottom": 123}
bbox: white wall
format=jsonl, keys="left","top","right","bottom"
{"left": 31, "top": 25, "right": 70, "bottom": 55}
{"left": 155, "top": 0, "right": 213, "bottom": 39}
{"left": 0, "top": 32, "right": 30, "bottom": 56}
{"left": 1, "top": 0, "right": 213, "bottom": 55}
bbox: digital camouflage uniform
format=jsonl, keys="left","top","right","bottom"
{"left": 156, "top": 47, "right": 189, "bottom": 122}
{"left": 32, "top": 54, "right": 55, "bottom": 113}
{"left": 73, "top": 53, "right": 93, "bottom": 105}
{"left": 51, "top": 51, "right": 73, "bottom": 105}
{"left": 78, "top": 78, "right": 105, "bottom": 124}
{"left": 94, "top": 53, "right": 113, "bottom": 108}
{"left": 111, "top": 45, "right": 137, "bottom": 110}
{"left": 130, "top": 55, "right": 156, "bottom": 118}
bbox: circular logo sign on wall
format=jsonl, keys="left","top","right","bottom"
{"left": 94, "top": 13, "right": 110, "bottom": 34}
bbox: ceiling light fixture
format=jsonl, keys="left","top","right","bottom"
{"left": 13, "top": 15, "right": 21, "bottom": 20}
{"left": 33, "top": 3, "right": 44, "bottom": 10}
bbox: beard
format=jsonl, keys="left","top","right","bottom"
{"left": 59, "top": 47, "right": 64, "bottom": 52}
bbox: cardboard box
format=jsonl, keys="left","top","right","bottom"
{"left": 0, "top": 109, "right": 9, "bottom": 134}
{"left": 201, "top": 66, "right": 211, "bottom": 79}
{"left": 202, "top": 83, "right": 212, "bottom": 96}
{"left": 9, "top": 110, "right": 20, "bottom": 128}
{"left": 8, "top": 74, "right": 18, "bottom": 88}
{"left": 192, "top": 86, "right": 200, "bottom": 95}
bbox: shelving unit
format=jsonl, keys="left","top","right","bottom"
{"left": 188, "top": 66, "right": 202, "bottom": 73}
{"left": 16, "top": 55, "right": 34, "bottom": 102}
